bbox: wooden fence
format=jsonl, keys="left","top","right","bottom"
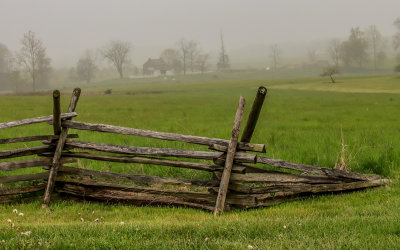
{"left": 0, "top": 87, "right": 388, "bottom": 214}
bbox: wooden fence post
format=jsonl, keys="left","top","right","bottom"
{"left": 240, "top": 86, "right": 267, "bottom": 143}
{"left": 214, "top": 96, "right": 246, "bottom": 215}
{"left": 42, "top": 88, "right": 81, "bottom": 208}
{"left": 53, "top": 90, "right": 61, "bottom": 135}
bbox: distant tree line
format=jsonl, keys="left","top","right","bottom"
{"left": 2, "top": 18, "right": 400, "bottom": 93}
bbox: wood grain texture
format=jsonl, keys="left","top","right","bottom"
{"left": 43, "top": 152, "right": 246, "bottom": 174}
{"left": 0, "top": 112, "right": 77, "bottom": 130}
{"left": 64, "top": 140, "right": 257, "bottom": 163}
{"left": 42, "top": 88, "right": 81, "bottom": 207}
{"left": 0, "top": 157, "right": 76, "bottom": 171}
{"left": 214, "top": 96, "right": 246, "bottom": 215}
{"left": 0, "top": 134, "right": 78, "bottom": 144}
{"left": 61, "top": 120, "right": 266, "bottom": 153}
{"left": 257, "top": 156, "right": 381, "bottom": 181}
{"left": 57, "top": 165, "right": 219, "bottom": 187}
{"left": 241, "top": 86, "right": 267, "bottom": 143}
{"left": 0, "top": 146, "right": 50, "bottom": 159}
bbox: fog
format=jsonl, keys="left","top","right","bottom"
{"left": 1, "top": 0, "right": 400, "bottom": 68}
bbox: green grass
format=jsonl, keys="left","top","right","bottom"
{"left": 1, "top": 74, "right": 400, "bottom": 248}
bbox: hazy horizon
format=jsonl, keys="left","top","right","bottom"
{"left": 1, "top": 0, "right": 399, "bottom": 68}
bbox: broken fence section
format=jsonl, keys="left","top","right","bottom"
{"left": 0, "top": 87, "right": 388, "bottom": 214}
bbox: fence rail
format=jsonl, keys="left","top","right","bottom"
{"left": 0, "top": 87, "right": 388, "bottom": 213}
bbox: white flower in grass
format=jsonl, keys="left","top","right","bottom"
{"left": 18, "top": 212, "right": 24, "bottom": 217}
{"left": 21, "top": 231, "right": 31, "bottom": 237}
{"left": 12, "top": 209, "right": 18, "bottom": 214}
{"left": 204, "top": 237, "right": 209, "bottom": 242}
{"left": 248, "top": 245, "right": 254, "bottom": 249}
{"left": 120, "top": 221, "right": 125, "bottom": 226}
{"left": 94, "top": 218, "right": 99, "bottom": 223}
{"left": 1, "top": 239, "right": 5, "bottom": 243}
{"left": 10, "top": 223, "right": 15, "bottom": 228}
{"left": 7, "top": 219, "right": 12, "bottom": 223}
{"left": 80, "top": 218, "right": 84, "bottom": 222}
{"left": 283, "top": 225, "right": 287, "bottom": 229}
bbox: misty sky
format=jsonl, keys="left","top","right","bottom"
{"left": 1, "top": 0, "right": 399, "bottom": 67}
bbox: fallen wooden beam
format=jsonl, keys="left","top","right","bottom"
{"left": 214, "top": 172, "right": 349, "bottom": 184}
{"left": 63, "top": 140, "right": 258, "bottom": 163}
{"left": 0, "top": 112, "right": 77, "bottom": 130}
{"left": 257, "top": 156, "right": 381, "bottom": 181}
{"left": 0, "top": 134, "right": 78, "bottom": 144}
{"left": 57, "top": 165, "right": 219, "bottom": 187}
{"left": 0, "top": 157, "right": 76, "bottom": 171}
{"left": 57, "top": 183, "right": 216, "bottom": 211}
{"left": 60, "top": 120, "right": 266, "bottom": 153}
{"left": 40, "top": 152, "right": 246, "bottom": 174}
{"left": 56, "top": 178, "right": 214, "bottom": 202}
{"left": 0, "top": 183, "right": 46, "bottom": 196}
{"left": 0, "top": 146, "right": 51, "bottom": 159}
{"left": 0, "top": 172, "right": 49, "bottom": 184}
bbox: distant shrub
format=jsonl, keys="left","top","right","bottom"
{"left": 395, "top": 64, "right": 400, "bottom": 72}
{"left": 104, "top": 89, "right": 112, "bottom": 95}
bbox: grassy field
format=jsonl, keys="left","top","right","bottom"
{"left": 1, "top": 74, "right": 400, "bottom": 248}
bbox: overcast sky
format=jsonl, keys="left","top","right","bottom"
{"left": 1, "top": 0, "right": 399, "bottom": 67}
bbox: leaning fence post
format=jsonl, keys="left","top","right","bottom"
{"left": 52, "top": 90, "right": 61, "bottom": 135}
{"left": 214, "top": 96, "right": 246, "bottom": 215}
{"left": 240, "top": 86, "right": 267, "bottom": 143}
{"left": 42, "top": 88, "right": 81, "bottom": 208}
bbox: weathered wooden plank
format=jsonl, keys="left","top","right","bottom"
{"left": 64, "top": 140, "right": 257, "bottom": 163}
{"left": 53, "top": 90, "right": 62, "bottom": 135}
{"left": 57, "top": 183, "right": 216, "bottom": 211}
{"left": 0, "top": 134, "right": 79, "bottom": 144}
{"left": 226, "top": 178, "right": 389, "bottom": 194}
{"left": 214, "top": 172, "right": 349, "bottom": 184}
{"left": 61, "top": 120, "right": 266, "bottom": 153}
{"left": 0, "top": 112, "right": 77, "bottom": 130}
{"left": 0, "top": 183, "right": 46, "bottom": 196}
{"left": 0, "top": 172, "right": 49, "bottom": 184}
{"left": 214, "top": 96, "right": 246, "bottom": 215}
{"left": 257, "top": 156, "right": 381, "bottom": 181}
{"left": 57, "top": 165, "right": 219, "bottom": 187}
{"left": 42, "top": 152, "right": 245, "bottom": 174}
{"left": 56, "top": 178, "right": 215, "bottom": 202}
{"left": 0, "top": 146, "right": 50, "bottom": 159}
{"left": 241, "top": 86, "right": 267, "bottom": 143}
{"left": 0, "top": 158, "right": 76, "bottom": 171}
{"left": 42, "top": 88, "right": 81, "bottom": 207}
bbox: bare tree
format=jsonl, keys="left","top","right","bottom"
{"left": 327, "top": 39, "right": 341, "bottom": 67}
{"left": 0, "top": 43, "right": 11, "bottom": 74}
{"left": 187, "top": 40, "right": 199, "bottom": 72}
{"left": 269, "top": 44, "right": 282, "bottom": 70}
{"left": 340, "top": 27, "right": 368, "bottom": 67}
{"left": 76, "top": 51, "right": 97, "bottom": 83}
{"left": 393, "top": 17, "right": 400, "bottom": 51}
{"left": 195, "top": 53, "right": 210, "bottom": 74}
{"left": 178, "top": 38, "right": 191, "bottom": 75}
{"left": 18, "top": 31, "right": 51, "bottom": 92}
{"left": 102, "top": 41, "right": 131, "bottom": 78}
{"left": 160, "top": 48, "right": 182, "bottom": 74}
{"left": 365, "top": 25, "right": 386, "bottom": 70}
{"left": 217, "top": 31, "right": 230, "bottom": 71}
{"left": 321, "top": 66, "right": 339, "bottom": 83}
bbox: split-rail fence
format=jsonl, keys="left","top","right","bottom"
{"left": 0, "top": 87, "right": 388, "bottom": 214}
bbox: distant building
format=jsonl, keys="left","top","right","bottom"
{"left": 143, "top": 58, "right": 168, "bottom": 76}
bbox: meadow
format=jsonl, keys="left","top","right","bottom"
{"left": 0, "top": 74, "right": 399, "bottom": 249}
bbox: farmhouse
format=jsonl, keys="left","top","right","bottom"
{"left": 143, "top": 58, "right": 168, "bottom": 76}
